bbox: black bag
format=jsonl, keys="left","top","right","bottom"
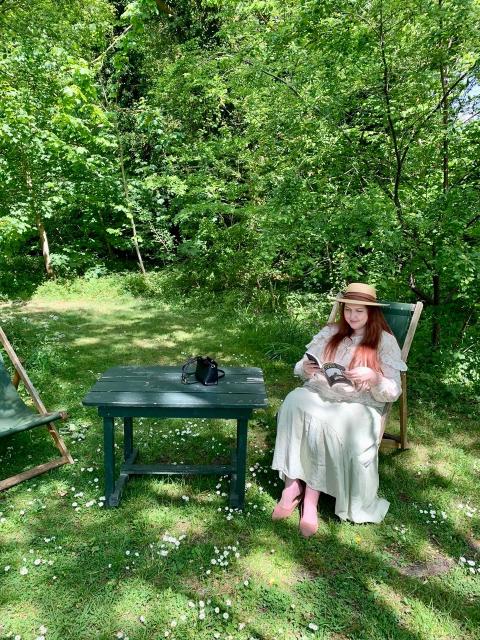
{"left": 181, "top": 356, "right": 225, "bottom": 386}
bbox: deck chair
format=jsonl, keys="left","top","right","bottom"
{"left": 328, "top": 299, "right": 423, "bottom": 449}
{"left": 0, "top": 326, "right": 73, "bottom": 491}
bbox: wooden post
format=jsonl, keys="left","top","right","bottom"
{"left": 123, "top": 417, "right": 133, "bottom": 460}
{"left": 327, "top": 299, "right": 340, "bottom": 324}
{"left": 400, "top": 302, "right": 424, "bottom": 361}
{"left": 103, "top": 417, "right": 115, "bottom": 507}
{"left": 233, "top": 417, "right": 248, "bottom": 509}
{"left": 400, "top": 372, "right": 408, "bottom": 449}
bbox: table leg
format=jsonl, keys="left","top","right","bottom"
{"left": 103, "top": 416, "right": 115, "bottom": 507}
{"left": 230, "top": 417, "right": 248, "bottom": 509}
{"left": 124, "top": 417, "right": 133, "bottom": 460}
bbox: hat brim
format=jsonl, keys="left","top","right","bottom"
{"left": 330, "top": 296, "right": 389, "bottom": 307}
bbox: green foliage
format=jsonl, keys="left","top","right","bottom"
{"left": 0, "top": 0, "right": 133, "bottom": 277}
{"left": 121, "top": 270, "right": 178, "bottom": 299}
{"left": 0, "top": 255, "right": 45, "bottom": 299}
{"left": 1, "top": 0, "right": 479, "bottom": 368}
{"left": 107, "top": 0, "right": 480, "bottom": 315}
{"left": 33, "top": 274, "right": 130, "bottom": 302}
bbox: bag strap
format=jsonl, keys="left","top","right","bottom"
{"left": 181, "top": 356, "right": 199, "bottom": 384}
{"left": 181, "top": 356, "right": 198, "bottom": 373}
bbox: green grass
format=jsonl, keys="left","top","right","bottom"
{"left": 0, "top": 283, "right": 479, "bottom": 640}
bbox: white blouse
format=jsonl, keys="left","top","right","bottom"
{"left": 294, "top": 324, "right": 407, "bottom": 408}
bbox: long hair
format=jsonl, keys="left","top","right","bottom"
{"left": 323, "top": 304, "right": 392, "bottom": 372}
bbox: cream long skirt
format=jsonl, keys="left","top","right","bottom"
{"left": 271, "top": 386, "right": 389, "bottom": 524}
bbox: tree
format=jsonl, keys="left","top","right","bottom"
{"left": 0, "top": 0, "right": 115, "bottom": 277}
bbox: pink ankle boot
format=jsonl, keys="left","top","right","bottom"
{"left": 299, "top": 486, "right": 320, "bottom": 537}
{"left": 272, "top": 479, "right": 305, "bottom": 521}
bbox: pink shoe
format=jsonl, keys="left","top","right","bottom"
{"left": 299, "top": 502, "right": 318, "bottom": 538}
{"left": 272, "top": 492, "right": 304, "bottom": 521}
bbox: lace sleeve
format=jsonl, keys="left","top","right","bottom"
{"left": 370, "top": 332, "right": 407, "bottom": 403}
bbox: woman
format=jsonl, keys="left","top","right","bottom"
{"left": 271, "top": 283, "right": 406, "bottom": 536}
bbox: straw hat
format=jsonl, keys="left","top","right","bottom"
{"left": 333, "top": 283, "right": 388, "bottom": 307}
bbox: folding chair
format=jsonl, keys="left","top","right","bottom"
{"left": 0, "top": 326, "right": 73, "bottom": 491}
{"left": 328, "top": 299, "right": 423, "bottom": 449}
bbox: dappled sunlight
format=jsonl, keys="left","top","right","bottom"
{"left": 112, "top": 579, "right": 164, "bottom": 627}
{"left": 132, "top": 337, "right": 174, "bottom": 349}
{"left": 0, "top": 522, "right": 31, "bottom": 547}
{"left": 367, "top": 577, "right": 467, "bottom": 638}
{"left": 1, "top": 296, "right": 479, "bottom": 640}
{"left": 74, "top": 336, "right": 101, "bottom": 346}
{"left": 241, "top": 549, "right": 306, "bottom": 588}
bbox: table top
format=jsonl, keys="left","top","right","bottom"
{"left": 82, "top": 365, "right": 268, "bottom": 410}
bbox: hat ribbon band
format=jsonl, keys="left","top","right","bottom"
{"left": 341, "top": 292, "right": 377, "bottom": 303}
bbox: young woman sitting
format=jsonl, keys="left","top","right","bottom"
{"left": 271, "top": 283, "right": 406, "bottom": 536}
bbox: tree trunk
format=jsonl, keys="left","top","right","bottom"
{"left": 23, "top": 163, "right": 55, "bottom": 278}
{"left": 432, "top": 269, "right": 441, "bottom": 347}
{"left": 117, "top": 126, "right": 146, "bottom": 275}
{"left": 98, "top": 210, "right": 114, "bottom": 259}
{"left": 99, "top": 83, "right": 146, "bottom": 274}
{"left": 36, "top": 214, "right": 55, "bottom": 278}
{"left": 378, "top": 1, "right": 407, "bottom": 234}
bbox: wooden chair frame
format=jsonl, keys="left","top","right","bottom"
{"left": 328, "top": 299, "right": 423, "bottom": 449}
{"left": 0, "top": 326, "right": 73, "bottom": 491}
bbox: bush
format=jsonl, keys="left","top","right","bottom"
{"left": 0, "top": 255, "right": 45, "bottom": 300}
{"left": 121, "top": 269, "right": 189, "bottom": 302}
{"left": 33, "top": 274, "right": 129, "bottom": 301}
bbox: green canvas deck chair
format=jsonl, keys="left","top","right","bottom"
{"left": 328, "top": 298, "right": 423, "bottom": 449}
{"left": 0, "top": 326, "right": 73, "bottom": 491}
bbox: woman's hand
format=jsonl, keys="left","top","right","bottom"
{"left": 344, "top": 367, "right": 380, "bottom": 390}
{"left": 303, "top": 360, "right": 321, "bottom": 379}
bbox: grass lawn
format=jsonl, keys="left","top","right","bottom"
{"left": 0, "top": 281, "right": 479, "bottom": 640}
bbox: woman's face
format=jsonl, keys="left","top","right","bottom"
{"left": 344, "top": 304, "right": 368, "bottom": 333}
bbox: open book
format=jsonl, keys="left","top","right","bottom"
{"left": 305, "top": 353, "right": 353, "bottom": 387}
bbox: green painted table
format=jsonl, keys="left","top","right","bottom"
{"left": 82, "top": 365, "right": 268, "bottom": 508}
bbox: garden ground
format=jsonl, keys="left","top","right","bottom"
{"left": 0, "top": 281, "right": 479, "bottom": 640}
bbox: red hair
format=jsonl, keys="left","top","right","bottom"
{"left": 323, "top": 304, "right": 392, "bottom": 372}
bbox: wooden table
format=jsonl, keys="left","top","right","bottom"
{"left": 82, "top": 365, "right": 268, "bottom": 508}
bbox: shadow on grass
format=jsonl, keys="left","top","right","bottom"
{"left": 0, "top": 300, "right": 479, "bottom": 640}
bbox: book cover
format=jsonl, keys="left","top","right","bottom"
{"left": 305, "top": 353, "right": 353, "bottom": 387}
{"left": 321, "top": 362, "right": 353, "bottom": 387}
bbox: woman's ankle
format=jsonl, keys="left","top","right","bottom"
{"left": 302, "top": 486, "right": 320, "bottom": 512}
{"left": 299, "top": 486, "right": 320, "bottom": 537}
{"left": 280, "top": 478, "right": 303, "bottom": 503}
